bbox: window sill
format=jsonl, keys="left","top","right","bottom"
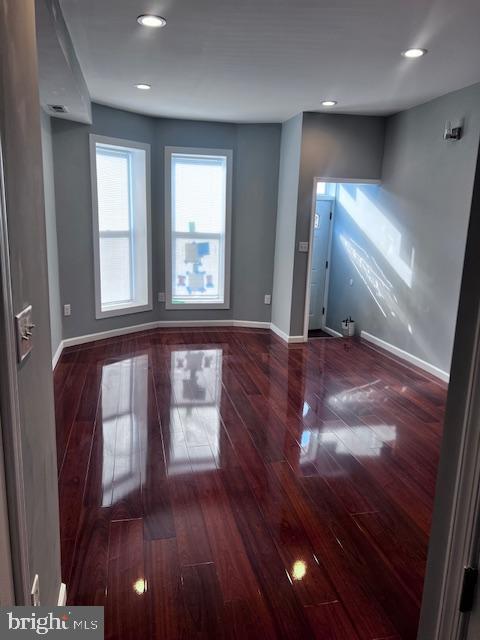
{"left": 96, "top": 301, "right": 152, "bottom": 319}
{"left": 165, "top": 301, "right": 230, "bottom": 311}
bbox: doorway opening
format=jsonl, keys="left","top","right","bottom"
{"left": 303, "top": 178, "right": 382, "bottom": 341}
{"left": 305, "top": 180, "right": 336, "bottom": 340}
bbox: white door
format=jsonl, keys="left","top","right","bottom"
{"left": 309, "top": 199, "right": 332, "bottom": 330}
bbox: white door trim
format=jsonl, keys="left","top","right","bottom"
{"left": 302, "top": 178, "right": 334, "bottom": 341}
{"left": 321, "top": 189, "right": 337, "bottom": 334}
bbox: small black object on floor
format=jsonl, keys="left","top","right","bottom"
{"left": 308, "top": 328, "right": 333, "bottom": 338}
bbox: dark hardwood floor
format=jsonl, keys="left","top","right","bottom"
{"left": 55, "top": 327, "right": 446, "bottom": 639}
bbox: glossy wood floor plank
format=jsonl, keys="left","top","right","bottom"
{"left": 221, "top": 464, "right": 315, "bottom": 639}
{"left": 181, "top": 562, "right": 225, "bottom": 638}
{"left": 55, "top": 357, "right": 88, "bottom": 472}
{"left": 304, "top": 601, "right": 361, "bottom": 640}
{"left": 66, "top": 507, "right": 110, "bottom": 606}
{"left": 142, "top": 369, "right": 176, "bottom": 540}
{"left": 169, "top": 474, "right": 213, "bottom": 567}
{"left": 272, "top": 461, "right": 398, "bottom": 640}
{"left": 145, "top": 538, "right": 191, "bottom": 640}
{"left": 58, "top": 421, "right": 94, "bottom": 555}
{"left": 56, "top": 329, "right": 446, "bottom": 639}
{"left": 106, "top": 519, "right": 147, "bottom": 640}
{"left": 353, "top": 511, "right": 426, "bottom": 605}
{"left": 194, "top": 468, "right": 266, "bottom": 603}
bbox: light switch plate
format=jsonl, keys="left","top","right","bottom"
{"left": 158, "top": 292, "right": 166, "bottom": 303}
{"left": 298, "top": 241, "right": 309, "bottom": 253}
{"left": 15, "top": 304, "right": 34, "bottom": 364}
{"left": 264, "top": 294, "right": 271, "bottom": 305}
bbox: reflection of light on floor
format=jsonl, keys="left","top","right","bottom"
{"left": 338, "top": 185, "right": 414, "bottom": 288}
{"left": 133, "top": 578, "right": 147, "bottom": 595}
{"left": 328, "top": 380, "right": 381, "bottom": 406}
{"left": 300, "top": 425, "right": 397, "bottom": 462}
{"left": 168, "top": 349, "right": 223, "bottom": 476}
{"left": 321, "top": 426, "right": 396, "bottom": 457}
{"left": 300, "top": 430, "right": 311, "bottom": 448}
{"left": 100, "top": 355, "right": 148, "bottom": 507}
{"left": 292, "top": 560, "right": 307, "bottom": 581}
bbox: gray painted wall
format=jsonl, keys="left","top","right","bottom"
{"left": 0, "top": 0, "right": 61, "bottom": 604}
{"left": 418, "top": 129, "right": 480, "bottom": 639}
{"left": 40, "top": 111, "right": 62, "bottom": 359}
{"left": 271, "top": 114, "right": 303, "bottom": 335}
{"left": 327, "top": 83, "right": 480, "bottom": 373}
{"left": 52, "top": 104, "right": 280, "bottom": 339}
{"left": 35, "top": 0, "right": 92, "bottom": 124}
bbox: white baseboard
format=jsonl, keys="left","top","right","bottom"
{"left": 270, "top": 323, "right": 289, "bottom": 342}
{"left": 360, "top": 330, "right": 450, "bottom": 383}
{"left": 232, "top": 320, "right": 270, "bottom": 329}
{"left": 52, "top": 341, "right": 64, "bottom": 370}
{"left": 62, "top": 320, "right": 228, "bottom": 349}
{"left": 270, "top": 323, "right": 306, "bottom": 344}
{"left": 57, "top": 583, "right": 67, "bottom": 606}
{"left": 287, "top": 335, "right": 306, "bottom": 343}
{"left": 56, "top": 319, "right": 272, "bottom": 357}
{"left": 322, "top": 325, "right": 343, "bottom": 338}
{"left": 53, "top": 319, "right": 317, "bottom": 365}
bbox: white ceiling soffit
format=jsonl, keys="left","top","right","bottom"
{"left": 36, "top": 0, "right": 91, "bottom": 124}
{"left": 58, "top": 0, "right": 480, "bottom": 123}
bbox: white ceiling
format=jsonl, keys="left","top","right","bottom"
{"left": 59, "top": 0, "right": 480, "bottom": 123}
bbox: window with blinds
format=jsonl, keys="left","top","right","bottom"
{"left": 165, "top": 148, "right": 232, "bottom": 309}
{"left": 90, "top": 136, "right": 152, "bottom": 318}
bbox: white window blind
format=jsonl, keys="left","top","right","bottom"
{"left": 91, "top": 136, "right": 151, "bottom": 318}
{"left": 97, "top": 148, "right": 133, "bottom": 305}
{"left": 166, "top": 148, "right": 232, "bottom": 309}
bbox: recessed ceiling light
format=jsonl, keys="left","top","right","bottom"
{"left": 321, "top": 100, "right": 337, "bottom": 107}
{"left": 402, "top": 48, "right": 427, "bottom": 58}
{"left": 137, "top": 14, "right": 167, "bottom": 28}
{"left": 135, "top": 83, "right": 151, "bottom": 90}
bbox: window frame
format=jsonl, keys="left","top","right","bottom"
{"left": 164, "top": 146, "right": 233, "bottom": 310}
{"left": 90, "top": 134, "right": 152, "bottom": 319}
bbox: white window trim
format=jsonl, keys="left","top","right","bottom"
{"left": 90, "top": 134, "right": 152, "bottom": 319}
{"left": 164, "top": 146, "right": 233, "bottom": 310}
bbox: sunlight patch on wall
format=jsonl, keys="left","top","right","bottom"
{"left": 340, "top": 234, "right": 391, "bottom": 318}
{"left": 338, "top": 185, "right": 414, "bottom": 288}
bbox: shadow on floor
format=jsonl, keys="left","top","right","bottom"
{"left": 308, "top": 328, "right": 334, "bottom": 338}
